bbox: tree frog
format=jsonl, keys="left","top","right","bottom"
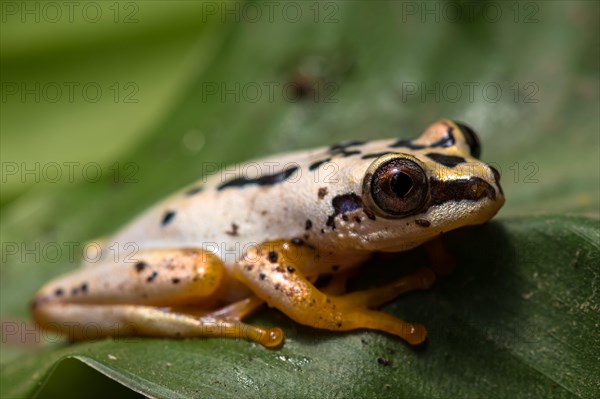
{"left": 31, "top": 120, "right": 504, "bottom": 348}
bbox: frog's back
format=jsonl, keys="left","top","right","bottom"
{"left": 108, "top": 139, "right": 391, "bottom": 266}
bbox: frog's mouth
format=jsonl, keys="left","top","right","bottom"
{"left": 369, "top": 194, "right": 504, "bottom": 253}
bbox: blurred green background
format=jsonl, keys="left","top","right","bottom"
{"left": 1, "top": 1, "right": 598, "bottom": 398}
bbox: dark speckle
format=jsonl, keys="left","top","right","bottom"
{"left": 71, "top": 287, "right": 79, "bottom": 296}
{"left": 318, "top": 187, "right": 328, "bottom": 199}
{"left": 225, "top": 223, "right": 239, "bottom": 236}
{"left": 415, "top": 219, "right": 431, "bottom": 227}
{"left": 147, "top": 271, "right": 158, "bottom": 283}
{"left": 54, "top": 288, "right": 64, "bottom": 297}
{"left": 377, "top": 357, "right": 392, "bottom": 366}
{"left": 286, "top": 266, "right": 295, "bottom": 273}
{"left": 331, "top": 265, "right": 340, "bottom": 272}
{"left": 305, "top": 219, "right": 313, "bottom": 230}
{"left": 172, "top": 278, "right": 180, "bottom": 284}
{"left": 268, "top": 251, "right": 279, "bottom": 263}
{"left": 161, "top": 211, "right": 176, "bottom": 226}
{"left": 135, "top": 262, "right": 147, "bottom": 273}
{"left": 259, "top": 273, "right": 266, "bottom": 281}
{"left": 80, "top": 283, "right": 88, "bottom": 293}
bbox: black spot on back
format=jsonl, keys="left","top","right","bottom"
{"left": 184, "top": 186, "right": 203, "bottom": 196}
{"left": 305, "top": 219, "right": 313, "bottom": 230}
{"left": 268, "top": 251, "right": 279, "bottom": 263}
{"left": 161, "top": 211, "right": 176, "bottom": 226}
{"left": 135, "top": 262, "right": 147, "bottom": 273}
{"left": 217, "top": 166, "right": 299, "bottom": 191}
{"left": 225, "top": 223, "right": 239, "bottom": 236}
{"left": 309, "top": 158, "right": 331, "bottom": 171}
{"left": 426, "top": 153, "right": 466, "bottom": 168}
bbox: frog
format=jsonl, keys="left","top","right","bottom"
{"left": 31, "top": 119, "right": 504, "bottom": 348}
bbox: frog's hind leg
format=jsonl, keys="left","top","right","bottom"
{"left": 235, "top": 241, "right": 434, "bottom": 345}
{"left": 31, "top": 248, "right": 283, "bottom": 347}
{"left": 33, "top": 303, "right": 283, "bottom": 347}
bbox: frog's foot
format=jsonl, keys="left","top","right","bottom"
{"left": 235, "top": 241, "right": 435, "bottom": 345}
{"left": 33, "top": 303, "right": 283, "bottom": 348}
{"left": 424, "top": 237, "right": 456, "bottom": 276}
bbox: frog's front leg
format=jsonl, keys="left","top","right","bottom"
{"left": 31, "top": 248, "right": 283, "bottom": 347}
{"left": 235, "top": 241, "right": 435, "bottom": 345}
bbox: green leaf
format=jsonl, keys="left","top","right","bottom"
{"left": 2, "top": 1, "right": 598, "bottom": 398}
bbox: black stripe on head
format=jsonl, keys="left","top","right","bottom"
{"left": 389, "top": 139, "right": 425, "bottom": 150}
{"left": 429, "top": 177, "right": 496, "bottom": 206}
{"left": 217, "top": 166, "right": 299, "bottom": 191}
{"left": 454, "top": 121, "right": 481, "bottom": 159}
{"left": 329, "top": 140, "right": 367, "bottom": 152}
{"left": 361, "top": 152, "right": 391, "bottom": 160}
{"left": 329, "top": 140, "right": 367, "bottom": 157}
{"left": 390, "top": 126, "right": 455, "bottom": 150}
{"left": 425, "top": 153, "right": 466, "bottom": 168}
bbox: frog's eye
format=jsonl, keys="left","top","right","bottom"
{"left": 453, "top": 121, "right": 481, "bottom": 159}
{"left": 364, "top": 155, "right": 428, "bottom": 217}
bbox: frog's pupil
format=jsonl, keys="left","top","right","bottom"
{"left": 391, "top": 172, "right": 413, "bottom": 198}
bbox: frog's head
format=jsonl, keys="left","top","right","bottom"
{"left": 356, "top": 120, "right": 504, "bottom": 252}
